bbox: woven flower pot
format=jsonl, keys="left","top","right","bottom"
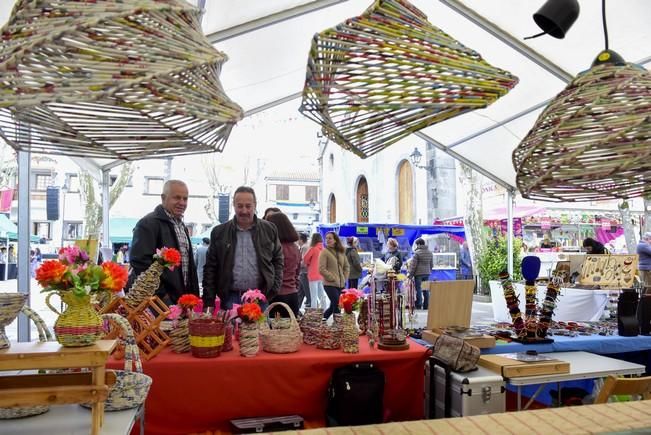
{"left": 222, "top": 323, "right": 233, "bottom": 352}
{"left": 0, "top": 293, "right": 27, "bottom": 349}
{"left": 45, "top": 292, "right": 103, "bottom": 347}
{"left": 169, "top": 318, "right": 190, "bottom": 354}
{"left": 239, "top": 322, "right": 259, "bottom": 357}
{"left": 342, "top": 312, "right": 359, "bottom": 353}
{"left": 189, "top": 318, "right": 225, "bottom": 358}
{"left": 299, "top": 307, "right": 323, "bottom": 345}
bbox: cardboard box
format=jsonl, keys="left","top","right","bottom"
{"left": 421, "top": 329, "right": 496, "bottom": 349}
{"left": 425, "top": 280, "right": 475, "bottom": 330}
{"left": 478, "top": 354, "right": 570, "bottom": 378}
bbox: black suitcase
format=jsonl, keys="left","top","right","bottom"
{"left": 326, "top": 362, "right": 385, "bottom": 426}
{"left": 230, "top": 415, "right": 304, "bottom": 433}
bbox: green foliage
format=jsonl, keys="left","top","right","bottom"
{"left": 478, "top": 235, "right": 523, "bottom": 292}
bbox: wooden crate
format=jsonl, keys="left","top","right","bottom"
{"left": 425, "top": 280, "right": 475, "bottom": 330}
{"left": 478, "top": 354, "right": 570, "bottom": 378}
{"left": 421, "top": 329, "right": 496, "bottom": 349}
{"left": 101, "top": 296, "right": 170, "bottom": 361}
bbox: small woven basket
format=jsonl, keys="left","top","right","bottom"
{"left": 299, "top": 307, "right": 323, "bottom": 345}
{"left": 169, "top": 318, "right": 190, "bottom": 354}
{"left": 0, "top": 306, "right": 52, "bottom": 419}
{"left": 189, "top": 318, "right": 225, "bottom": 358}
{"left": 316, "top": 314, "right": 343, "bottom": 350}
{"left": 260, "top": 302, "right": 302, "bottom": 354}
{"left": 0, "top": 293, "right": 28, "bottom": 349}
{"left": 82, "top": 314, "right": 152, "bottom": 411}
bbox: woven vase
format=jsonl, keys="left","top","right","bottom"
{"left": 222, "top": 323, "right": 233, "bottom": 352}
{"left": 169, "top": 318, "right": 190, "bottom": 353}
{"left": 0, "top": 293, "right": 27, "bottom": 349}
{"left": 342, "top": 312, "right": 359, "bottom": 353}
{"left": 125, "top": 261, "right": 164, "bottom": 308}
{"left": 300, "top": 307, "right": 323, "bottom": 345}
{"left": 45, "top": 292, "right": 103, "bottom": 347}
{"left": 239, "top": 322, "right": 259, "bottom": 357}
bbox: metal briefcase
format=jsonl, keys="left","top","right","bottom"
{"left": 425, "top": 356, "right": 505, "bottom": 418}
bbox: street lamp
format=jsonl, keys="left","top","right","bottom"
{"left": 409, "top": 147, "right": 434, "bottom": 178}
{"left": 60, "top": 180, "right": 68, "bottom": 249}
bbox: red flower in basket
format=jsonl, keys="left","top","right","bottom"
{"left": 153, "top": 247, "right": 181, "bottom": 270}
{"left": 338, "top": 289, "right": 364, "bottom": 314}
{"left": 237, "top": 302, "right": 265, "bottom": 323}
{"left": 178, "top": 294, "right": 203, "bottom": 311}
{"left": 100, "top": 261, "right": 128, "bottom": 293}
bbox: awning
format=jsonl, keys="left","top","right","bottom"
{"left": 0, "top": 214, "right": 39, "bottom": 242}
{"left": 109, "top": 218, "right": 139, "bottom": 245}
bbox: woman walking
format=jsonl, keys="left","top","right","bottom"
{"left": 266, "top": 212, "right": 301, "bottom": 316}
{"left": 345, "top": 236, "right": 362, "bottom": 289}
{"left": 319, "top": 231, "right": 349, "bottom": 320}
{"left": 303, "top": 233, "right": 325, "bottom": 308}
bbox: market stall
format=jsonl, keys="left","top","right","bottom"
{"left": 106, "top": 337, "right": 428, "bottom": 434}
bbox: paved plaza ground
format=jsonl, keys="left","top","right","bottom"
{"left": 2, "top": 278, "right": 495, "bottom": 342}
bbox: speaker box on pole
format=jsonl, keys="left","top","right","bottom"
{"left": 46, "top": 186, "right": 60, "bottom": 221}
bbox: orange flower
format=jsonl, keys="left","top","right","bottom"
{"left": 238, "top": 302, "right": 264, "bottom": 323}
{"left": 100, "top": 262, "right": 128, "bottom": 293}
{"left": 35, "top": 260, "right": 69, "bottom": 289}
{"left": 178, "top": 294, "right": 201, "bottom": 309}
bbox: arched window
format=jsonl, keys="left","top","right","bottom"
{"left": 356, "top": 177, "right": 369, "bottom": 223}
{"left": 328, "top": 193, "right": 337, "bottom": 223}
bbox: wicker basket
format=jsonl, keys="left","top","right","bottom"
{"left": 45, "top": 292, "right": 103, "bottom": 347}
{"left": 0, "top": 293, "right": 28, "bottom": 349}
{"left": 299, "top": 307, "right": 323, "bottom": 345}
{"left": 82, "top": 314, "right": 152, "bottom": 411}
{"left": 188, "top": 318, "right": 225, "bottom": 358}
{"left": 316, "top": 314, "right": 342, "bottom": 350}
{"left": 0, "top": 306, "right": 52, "bottom": 419}
{"left": 260, "top": 302, "right": 302, "bottom": 354}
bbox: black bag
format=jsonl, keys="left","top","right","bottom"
{"left": 326, "top": 362, "right": 385, "bottom": 426}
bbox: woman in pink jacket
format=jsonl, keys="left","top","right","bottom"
{"left": 303, "top": 233, "right": 325, "bottom": 308}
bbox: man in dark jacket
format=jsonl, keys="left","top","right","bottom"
{"left": 202, "top": 186, "right": 284, "bottom": 309}
{"left": 127, "top": 180, "right": 199, "bottom": 304}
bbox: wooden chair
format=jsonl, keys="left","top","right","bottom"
{"left": 594, "top": 375, "right": 651, "bottom": 404}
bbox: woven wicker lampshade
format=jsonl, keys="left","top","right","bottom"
{"left": 0, "top": 0, "right": 242, "bottom": 160}
{"left": 513, "top": 51, "right": 651, "bottom": 202}
{"left": 300, "top": 0, "right": 518, "bottom": 158}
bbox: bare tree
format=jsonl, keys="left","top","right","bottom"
{"left": 618, "top": 200, "right": 637, "bottom": 254}
{"left": 202, "top": 155, "right": 229, "bottom": 223}
{"left": 459, "top": 163, "right": 484, "bottom": 289}
{"left": 79, "top": 163, "right": 135, "bottom": 237}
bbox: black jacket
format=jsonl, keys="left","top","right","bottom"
{"left": 127, "top": 205, "right": 199, "bottom": 304}
{"left": 202, "top": 216, "right": 283, "bottom": 307}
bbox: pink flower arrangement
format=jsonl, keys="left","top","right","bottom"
{"left": 241, "top": 289, "right": 267, "bottom": 305}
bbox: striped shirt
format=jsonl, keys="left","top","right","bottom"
{"left": 163, "top": 208, "right": 190, "bottom": 287}
{"left": 232, "top": 224, "right": 259, "bottom": 291}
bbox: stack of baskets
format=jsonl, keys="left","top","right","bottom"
{"left": 0, "top": 306, "right": 52, "bottom": 419}
{"left": 82, "top": 314, "right": 152, "bottom": 411}
{"left": 188, "top": 318, "right": 225, "bottom": 358}
{"left": 260, "top": 302, "right": 302, "bottom": 354}
{"left": 299, "top": 307, "right": 323, "bottom": 345}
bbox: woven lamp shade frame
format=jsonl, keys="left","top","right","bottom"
{"left": 0, "top": 0, "right": 242, "bottom": 160}
{"left": 299, "top": 0, "right": 518, "bottom": 159}
{"left": 513, "top": 62, "right": 651, "bottom": 202}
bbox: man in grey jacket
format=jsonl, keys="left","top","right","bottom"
{"left": 202, "top": 186, "right": 284, "bottom": 309}
{"left": 408, "top": 238, "right": 434, "bottom": 310}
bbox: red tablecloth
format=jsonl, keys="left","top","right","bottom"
{"left": 107, "top": 337, "right": 428, "bottom": 434}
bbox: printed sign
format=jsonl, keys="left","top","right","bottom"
{"left": 392, "top": 228, "right": 405, "bottom": 236}
{"left": 356, "top": 226, "right": 368, "bottom": 235}
{"left": 579, "top": 254, "right": 638, "bottom": 288}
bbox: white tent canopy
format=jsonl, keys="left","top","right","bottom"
{"left": 1, "top": 0, "right": 650, "bottom": 188}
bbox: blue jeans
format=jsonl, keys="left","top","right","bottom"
{"left": 414, "top": 275, "right": 429, "bottom": 309}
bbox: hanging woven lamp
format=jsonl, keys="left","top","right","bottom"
{"left": 513, "top": 50, "right": 651, "bottom": 202}
{"left": 0, "top": 0, "right": 242, "bottom": 160}
{"left": 299, "top": 0, "right": 518, "bottom": 158}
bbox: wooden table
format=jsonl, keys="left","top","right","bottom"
{"left": 0, "top": 340, "right": 117, "bottom": 435}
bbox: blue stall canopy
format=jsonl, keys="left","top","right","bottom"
{"left": 318, "top": 223, "right": 466, "bottom": 260}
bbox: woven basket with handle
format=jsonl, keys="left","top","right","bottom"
{"left": 81, "top": 313, "right": 152, "bottom": 411}
{"left": 0, "top": 306, "right": 52, "bottom": 419}
{"left": 260, "top": 302, "right": 302, "bottom": 354}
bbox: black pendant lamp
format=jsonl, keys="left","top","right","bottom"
{"left": 532, "top": 0, "right": 580, "bottom": 39}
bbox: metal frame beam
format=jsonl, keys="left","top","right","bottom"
{"left": 439, "top": 0, "right": 574, "bottom": 83}
{"left": 206, "top": 0, "right": 349, "bottom": 44}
